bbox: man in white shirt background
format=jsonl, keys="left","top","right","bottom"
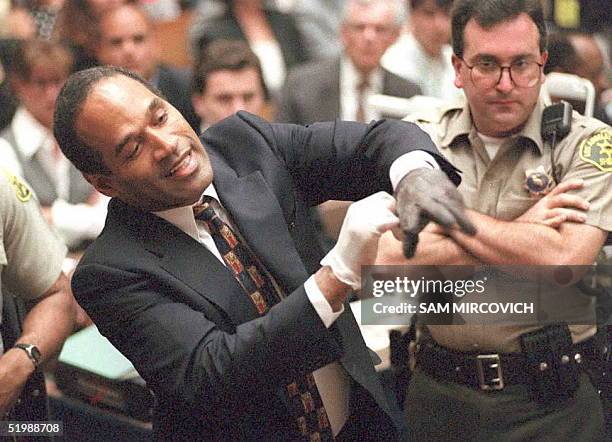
{"left": 382, "top": 0, "right": 462, "bottom": 101}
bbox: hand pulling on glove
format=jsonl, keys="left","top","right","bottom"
{"left": 395, "top": 168, "right": 476, "bottom": 258}
{"left": 320, "top": 192, "right": 399, "bottom": 289}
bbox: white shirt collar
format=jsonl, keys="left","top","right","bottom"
{"left": 340, "top": 55, "right": 384, "bottom": 94}
{"left": 152, "top": 183, "right": 220, "bottom": 241}
{"left": 339, "top": 55, "right": 384, "bottom": 121}
{"left": 11, "top": 107, "right": 51, "bottom": 159}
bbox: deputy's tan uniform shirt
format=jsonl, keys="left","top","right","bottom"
{"left": 0, "top": 169, "right": 67, "bottom": 353}
{"left": 407, "top": 96, "right": 612, "bottom": 352}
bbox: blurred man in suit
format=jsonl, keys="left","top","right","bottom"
{"left": 277, "top": 0, "right": 421, "bottom": 125}
{"left": 192, "top": 39, "right": 268, "bottom": 131}
{"left": 94, "top": 3, "right": 200, "bottom": 130}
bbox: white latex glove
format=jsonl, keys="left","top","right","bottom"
{"left": 320, "top": 192, "right": 399, "bottom": 289}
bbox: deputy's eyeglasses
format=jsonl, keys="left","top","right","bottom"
{"left": 461, "top": 58, "right": 544, "bottom": 88}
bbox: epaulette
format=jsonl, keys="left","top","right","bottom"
{"left": 403, "top": 97, "right": 464, "bottom": 125}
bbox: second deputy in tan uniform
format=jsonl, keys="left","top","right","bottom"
{"left": 387, "top": 69, "right": 611, "bottom": 442}
{"left": 376, "top": 0, "right": 610, "bottom": 440}
{"left": 402, "top": 92, "right": 611, "bottom": 352}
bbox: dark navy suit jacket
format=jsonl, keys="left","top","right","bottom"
{"left": 72, "top": 112, "right": 460, "bottom": 440}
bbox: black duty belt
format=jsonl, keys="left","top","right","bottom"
{"left": 416, "top": 337, "right": 600, "bottom": 391}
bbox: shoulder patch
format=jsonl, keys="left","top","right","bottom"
{"left": 579, "top": 128, "right": 612, "bottom": 172}
{"left": 1, "top": 168, "right": 32, "bottom": 202}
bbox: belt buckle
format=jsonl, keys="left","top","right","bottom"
{"left": 476, "top": 354, "right": 505, "bottom": 391}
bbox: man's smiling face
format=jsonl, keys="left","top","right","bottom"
{"left": 76, "top": 74, "right": 213, "bottom": 211}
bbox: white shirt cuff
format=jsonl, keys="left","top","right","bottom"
{"left": 389, "top": 151, "right": 439, "bottom": 190}
{"left": 304, "top": 275, "right": 344, "bottom": 328}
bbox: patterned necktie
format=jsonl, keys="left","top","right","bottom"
{"left": 193, "top": 196, "right": 334, "bottom": 441}
{"left": 356, "top": 76, "right": 370, "bottom": 123}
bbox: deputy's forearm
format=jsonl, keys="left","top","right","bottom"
{"left": 448, "top": 210, "right": 595, "bottom": 266}
{"left": 375, "top": 231, "right": 480, "bottom": 266}
{"left": 17, "top": 273, "right": 77, "bottom": 367}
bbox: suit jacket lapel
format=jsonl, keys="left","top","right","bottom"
{"left": 115, "top": 200, "right": 261, "bottom": 324}
{"left": 209, "top": 151, "right": 309, "bottom": 293}
{"left": 315, "top": 58, "right": 341, "bottom": 121}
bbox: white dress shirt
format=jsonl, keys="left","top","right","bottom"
{"left": 382, "top": 32, "right": 462, "bottom": 101}
{"left": 340, "top": 56, "right": 384, "bottom": 122}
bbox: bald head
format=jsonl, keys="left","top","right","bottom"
{"left": 568, "top": 33, "right": 608, "bottom": 96}
{"left": 94, "top": 4, "right": 158, "bottom": 81}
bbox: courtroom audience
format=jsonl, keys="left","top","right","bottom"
{"left": 278, "top": 0, "right": 420, "bottom": 125}
{"left": 0, "top": 39, "right": 107, "bottom": 250}
{"left": 189, "top": 0, "right": 310, "bottom": 99}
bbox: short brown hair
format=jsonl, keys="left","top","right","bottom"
{"left": 451, "top": 0, "right": 547, "bottom": 58}
{"left": 8, "top": 39, "right": 74, "bottom": 82}
{"left": 409, "top": 0, "right": 453, "bottom": 13}
{"left": 193, "top": 39, "right": 268, "bottom": 100}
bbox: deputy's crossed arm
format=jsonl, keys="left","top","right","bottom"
{"left": 376, "top": 178, "right": 606, "bottom": 268}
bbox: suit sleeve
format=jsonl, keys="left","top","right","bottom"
{"left": 276, "top": 69, "right": 300, "bottom": 124}
{"left": 248, "top": 112, "right": 460, "bottom": 204}
{"left": 72, "top": 261, "right": 343, "bottom": 414}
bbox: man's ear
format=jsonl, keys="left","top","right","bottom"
{"left": 192, "top": 93, "right": 205, "bottom": 121}
{"left": 540, "top": 51, "right": 549, "bottom": 82}
{"left": 451, "top": 54, "right": 464, "bottom": 89}
{"left": 84, "top": 173, "right": 118, "bottom": 198}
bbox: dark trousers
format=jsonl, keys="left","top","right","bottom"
{"left": 404, "top": 369, "right": 605, "bottom": 441}
{"left": 335, "top": 383, "right": 400, "bottom": 441}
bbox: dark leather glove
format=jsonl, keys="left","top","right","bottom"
{"left": 395, "top": 168, "right": 476, "bottom": 258}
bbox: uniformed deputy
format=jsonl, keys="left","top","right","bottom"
{"left": 0, "top": 168, "right": 76, "bottom": 421}
{"left": 377, "top": 0, "right": 610, "bottom": 440}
